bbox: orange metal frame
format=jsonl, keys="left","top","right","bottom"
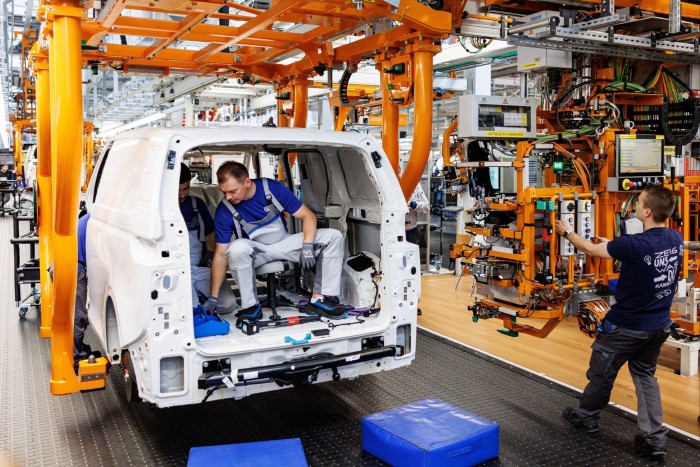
{"left": 28, "top": 0, "right": 699, "bottom": 392}
{"left": 29, "top": 0, "right": 455, "bottom": 395}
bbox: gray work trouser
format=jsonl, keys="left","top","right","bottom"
{"left": 74, "top": 273, "right": 89, "bottom": 362}
{"left": 576, "top": 323, "right": 671, "bottom": 447}
{"left": 227, "top": 229, "right": 344, "bottom": 309}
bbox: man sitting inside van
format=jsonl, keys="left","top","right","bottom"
{"left": 179, "top": 164, "right": 236, "bottom": 314}
{"left": 204, "top": 161, "right": 352, "bottom": 322}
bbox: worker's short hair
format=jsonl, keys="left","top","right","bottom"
{"left": 179, "top": 163, "right": 191, "bottom": 184}
{"left": 217, "top": 161, "right": 249, "bottom": 184}
{"left": 642, "top": 184, "right": 676, "bottom": 223}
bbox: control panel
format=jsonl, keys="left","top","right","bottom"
{"left": 576, "top": 200, "right": 593, "bottom": 241}
{"left": 558, "top": 200, "right": 576, "bottom": 256}
{"left": 606, "top": 176, "right": 664, "bottom": 192}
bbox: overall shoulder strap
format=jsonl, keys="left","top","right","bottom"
{"left": 222, "top": 199, "right": 245, "bottom": 239}
{"left": 192, "top": 197, "right": 206, "bottom": 242}
{"left": 262, "top": 178, "right": 285, "bottom": 215}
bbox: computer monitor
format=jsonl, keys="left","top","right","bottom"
{"left": 615, "top": 134, "right": 665, "bottom": 176}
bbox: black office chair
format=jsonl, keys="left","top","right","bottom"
{"left": 255, "top": 260, "right": 293, "bottom": 320}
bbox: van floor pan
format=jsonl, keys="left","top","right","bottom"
{"left": 195, "top": 305, "right": 390, "bottom": 355}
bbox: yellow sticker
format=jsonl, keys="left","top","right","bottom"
{"left": 485, "top": 131, "right": 526, "bottom": 138}
{"left": 520, "top": 62, "right": 540, "bottom": 69}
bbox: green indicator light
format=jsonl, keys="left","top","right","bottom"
{"left": 553, "top": 161, "right": 564, "bottom": 171}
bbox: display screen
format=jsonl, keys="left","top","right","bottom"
{"left": 616, "top": 135, "right": 664, "bottom": 175}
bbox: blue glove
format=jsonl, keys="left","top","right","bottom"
{"left": 409, "top": 201, "right": 417, "bottom": 209}
{"left": 203, "top": 296, "right": 218, "bottom": 315}
{"left": 299, "top": 243, "right": 316, "bottom": 271}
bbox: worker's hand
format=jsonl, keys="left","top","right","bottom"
{"left": 203, "top": 296, "right": 218, "bottom": 315}
{"left": 299, "top": 243, "right": 316, "bottom": 271}
{"left": 594, "top": 236, "right": 610, "bottom": 243}
{"left": 554, "top": 219, "right": 573, "bottom": 235}
{"left": 409, "top": 201, "right": 417, "bottom": 209}
{"left": 198, "top": 250, "right": 214, "bottom": 268}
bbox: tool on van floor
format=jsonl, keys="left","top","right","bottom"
{"left": 240, "top": 314, "right": 322, "bottom": 335}
{"left": 298, "top": 299, "right": 373, "bottom": 317}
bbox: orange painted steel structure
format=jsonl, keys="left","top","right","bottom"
{"left": 29, "top": 0, "right": 698, "bottom": 391}
{"left": 30, "top": 0, "right": 455, "bottom": 395}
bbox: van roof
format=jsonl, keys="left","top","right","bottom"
{"left": 111, "top": 126, "right": 377, "bottom": 148}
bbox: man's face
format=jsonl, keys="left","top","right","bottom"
{"left": 219, "top": 176, "right": 251, "bottom": 204}
{"left": 1, "top": 165, "right": 7, "bottom": 173}
{"left": 635, "top": 191, "right": 650, "bottom": 221}
{"left": 178, "top": 181, "right": 190, "bottom": 204}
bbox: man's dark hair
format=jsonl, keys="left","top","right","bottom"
{"left": 217, "top": 161, "right": 249, "bottom": 184}
{"left": 642, "top": 184, "right": 676, "bottom": 223}
{"left": 180, "top": 163, "right": 191, "bottom": 184}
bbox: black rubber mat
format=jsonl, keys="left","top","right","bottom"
{"left": 1, "top": 219, "right": 699, "bottom": 466}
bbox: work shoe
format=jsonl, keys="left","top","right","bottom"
{"left": 562, "top": 407, "right": 599, "bottom": 433}
{"left": 634, "top": 433, "right": 667, "bottom": 458}
{"left": 308, "top": 296, "right": 352, "bottom": 320}
{"left": 235, "top": 303, "right": 262, "bottom": 329}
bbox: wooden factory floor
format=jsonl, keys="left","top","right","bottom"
{"left": 418, "top": 273, "right": 700, "bottom": 438}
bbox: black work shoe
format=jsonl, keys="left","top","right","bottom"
{"left": 634, "top": 434, "right": 667, "bottom": 457}
{"left": 235, "top": 303, "right": 262, "bottom": 329}
{"left": 563, "top": 407, "right": 599, "bottom": 433}
{"left": 309, "top": 296, "right": 352, "bottom": 320}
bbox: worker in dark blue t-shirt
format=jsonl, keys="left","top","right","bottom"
{"left": 555, "top": 185, "right": 681, "bottom": 457}
{"left": 205, "top": 160, "right": 351, "bottom": 323}
{"left": 179, "top": 164, "right": 236, "bottom": 314}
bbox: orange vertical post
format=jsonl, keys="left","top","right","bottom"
{"left": 380, "top": 62, "right": 400, "bottom": 176}
{"left": 34, "top": 50, "right": 55, "bottom": 338}
{"left": 399, "top": 43, "right": 437, "bottom": 201}
{"left": 442, "top": 117, "right": 458, "bottom": 168}
{"left": 13, "top": 124, "right": 23, "bottom": 175}
{"left": 287, "top": 78, "right": 309, "bottom": 168}
{"left": 48, "top": 3, "right": 86, "bottom": 395}
{"left": 292, "top": 80, "right": 308, "bottom": 128}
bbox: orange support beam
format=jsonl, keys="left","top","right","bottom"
{"left": 48, "top": 3, "right": 86, "bottom": 395}
{"left": 399, "top": 42, "right": 437, "bottom": 201}
{"left": 380, "top": 61, "right": 400, "bottom": 176}
{"left": 33, "top": 50, "right": 55, "bottom": 339}
{"left": 442, "top": 117, "right": 458, "bottom": 168}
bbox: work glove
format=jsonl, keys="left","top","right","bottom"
{"left": 198, "top": 250, "right": 214, "bottom": 268}
{"left": 203, "top": 296, "right": 218, "bottom": 315}
{"left": 409, "top": 201, "right": 417, "bottom": 209}
{"left": 669, "top": 322, "right": 681, "bottom": 340}
{"left": 299, "top": 243, "right": 316, "bottom": 271}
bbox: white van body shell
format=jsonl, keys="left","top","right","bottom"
{"left": 85, "top": 127, "right": 419, "bottom": 408}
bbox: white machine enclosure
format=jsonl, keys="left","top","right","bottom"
{"left": 85, "top": 127, "right": 419, "bottom": 407}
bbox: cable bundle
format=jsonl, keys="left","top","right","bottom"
{"left": 578, "top": 300, "right": 609, "bottom": 338}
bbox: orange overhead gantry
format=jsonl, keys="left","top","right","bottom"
{"left": 30, "top": 0, "right": 455, "bottom": 395}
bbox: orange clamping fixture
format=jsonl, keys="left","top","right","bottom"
{"left": 77, "top": 357, "right": 110, "bottom": 391}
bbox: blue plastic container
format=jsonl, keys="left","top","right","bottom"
{"left": 362, "top": 398, "right": 499, "bottom": 466}
{"left": 188, "top": 438, "right": 308, "bottom": 467}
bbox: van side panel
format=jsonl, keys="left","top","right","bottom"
{"left": 89, "top": 136, "right": 192, "bottom": 351}
{"left": 91, "top": 138, "right": 166, "bottom": 241}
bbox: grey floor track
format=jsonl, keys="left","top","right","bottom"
{"left": 1, "top": 215, "right": 698, "bottom": 466}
